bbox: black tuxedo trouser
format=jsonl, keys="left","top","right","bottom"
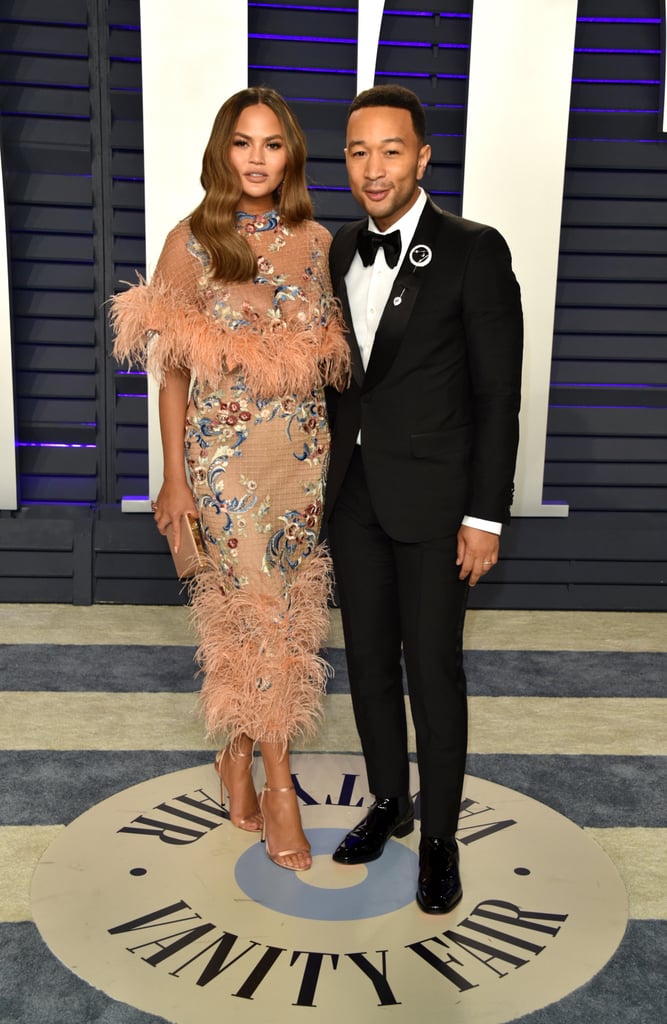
{"left": 328, "top": 446, "right": 468, "bottom": 838}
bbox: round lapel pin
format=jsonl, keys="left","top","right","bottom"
{"left": 409, "top": 243, "right": 432, "bottom": 269}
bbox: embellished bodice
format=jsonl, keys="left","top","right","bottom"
{"left": 110, "top": 210, "right": 350, "bottom": 398}
{"left": 187, "top": 210, "right": 329, "bottom": 334}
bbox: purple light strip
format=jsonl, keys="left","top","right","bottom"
{"left": 0, "top": 111, "right": 90, "bottom": 121}
{"left": 4, "top": 50, "right": 88, "bottom": 60}
{"left": 575, "top": 48, "right": 661, "bottom": 55}
{"left": 577, "top": 17, "right": 660, "bottom": 24}
{"left": 568, "top": 137, "right": 667, "bottom": 143}
{"left": 0, "top": 82, "right": 88, "bottom": 91}
{"left": 571, "top": 108, "right": 660, "bottom": 114}
{"left": 17, "top": 441, "right": 96, "bottom": 449}
{"left": 250, "top": 33, "right": 468, "bottom": 49}
{"left": 378, "top": 70, "right": 429, "bottom": 79}
{"left": 572, "top": 78, "right": 660, "bottom": 84}
{"left": 248, "top": 63, "right": 354, "bottom": 74}
{"left": 2, "top": 19, "right": 87, "bottom": 28}
{"left": 250, "top": 33, "right": 358, "bottom": 44}
{"left": 20, "top": 500, "right": 96, "bottom": 507}
{"left": 252, "top": 67, "right": 470, "bottom": 80}
{"left": 248, "top": 3, "right": 470, "bottom": 15}
{"left": 389, "top": 8, "right": 469, "bottom": 15}
{"left": 249, "top": 3, "right": 357, "bottom": 10}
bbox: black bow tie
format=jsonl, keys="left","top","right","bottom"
{"left": 356, "top": 228, "right": 402, "bottom": 269}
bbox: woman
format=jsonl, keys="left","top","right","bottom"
{"left": 111, "top": 88, "right": 349, "bottom": 872}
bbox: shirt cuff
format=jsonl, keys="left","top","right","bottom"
{"left": 462, "top": 515, "right": 502, "bottom": 536}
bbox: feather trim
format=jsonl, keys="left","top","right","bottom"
{"left": 110, "top": 276, "right": 350, "bottom": 397}
{"left": 189, "top": 546, "right": 333, "bottom": 751}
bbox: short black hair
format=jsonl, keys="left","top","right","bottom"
{"left": 348, "top": 85, "right": 426, "bottom": 143}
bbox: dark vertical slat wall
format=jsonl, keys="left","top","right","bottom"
{"left": 105, "top": 1, "right": 146, "bottom": 504}
{"left": 247, "top": 0, "right": 471, "bottom": 224}
{"left": 1, "top": 0, "right": 96, "bottom": 507}
{"left": 551, "top": 5, "right": 667, "bottom": 516}
{"left": 0, "top": 0, "right": 665, "bottom": 607}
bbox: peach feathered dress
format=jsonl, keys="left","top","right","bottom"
{"left": 110, "top": 211, "right": 350, "bottom": 749}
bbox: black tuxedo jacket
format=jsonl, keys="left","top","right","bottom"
{"left": 325, "top": 195, "right": 524, "bottom": 542}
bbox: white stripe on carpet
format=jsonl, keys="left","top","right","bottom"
{"left": 1, "top": 606, "right": 665, "bottom": 651}
{"left": 1, "top": 693, "right": 665, "bottom": 756}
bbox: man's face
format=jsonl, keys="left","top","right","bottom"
{"left": 345, "top": 105, "right": 431, "bottom": 231}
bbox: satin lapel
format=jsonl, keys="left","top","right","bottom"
{"left": 332, "top": 223, "right": 366, "bottom": 388}
{"left": 363, "top": 200, "right": 441, "bottom": 392}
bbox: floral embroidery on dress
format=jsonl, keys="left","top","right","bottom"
{"left": 110, "top": 213, "right": 348, "bottom": 748}
{"left": 264, "top": 506, "right": 320, "bottom": 577}
{"left": 186, "top": 214, "right": 317, "bottom": 331}
{"left": 281, "top": 392, "right": 328, "bottom": 464}
{"left": 236, "top": 210, "right": 281, "bottom": 234}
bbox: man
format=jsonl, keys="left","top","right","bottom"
{"left": 325, "top": 85, "right": 523, "bottom": 914}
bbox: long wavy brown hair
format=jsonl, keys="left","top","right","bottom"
{"left": 190, "top": 88, "right": 313, "bottom": 282}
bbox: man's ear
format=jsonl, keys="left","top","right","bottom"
{"left": 417, "top": 144, "right": 432, "bottom": 180}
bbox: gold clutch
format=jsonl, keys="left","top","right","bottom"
{"left": 165, "top": 515, "right": 205, "bottom": 578}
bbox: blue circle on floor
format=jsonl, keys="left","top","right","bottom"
{"left": 234, "top": 828, "right": 417, "bottom": 920}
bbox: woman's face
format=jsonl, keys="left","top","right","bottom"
{"left": 229, "top": 103, "right": 288, "bottom": 213}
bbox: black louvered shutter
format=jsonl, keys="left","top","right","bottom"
{"left": 2, "top": 0, "right": 98, "bottom": 505}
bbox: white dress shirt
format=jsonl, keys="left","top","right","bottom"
{"left": 344, "top": 188, "right": 501, "bottom": 536}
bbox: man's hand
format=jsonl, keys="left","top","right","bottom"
{"left": 456, "top": 525, "right": 499, "bottom": 586}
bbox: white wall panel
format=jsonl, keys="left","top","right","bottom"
{"left": 463, "top": 0, "right": 578, "bottom": 517}
{"left": 124, "top": 0, "right": 248, "bottom": 511}
{"left": 357, "top": 0, "right": 385, "bottom": 94}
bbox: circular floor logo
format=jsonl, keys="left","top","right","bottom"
{"left": 31, "top": 754, "right": 627, "bottom": 1024}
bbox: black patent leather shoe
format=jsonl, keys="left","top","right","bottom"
{"left": 332, "top": 797, "right": 415, "bottom": 865}
{"left": 416, "top": 837, "right": 462, "bottom": 914}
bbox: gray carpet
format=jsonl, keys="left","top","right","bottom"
{"left": 0, "top": 751, "right": 664, "bottom": 829}
{"left": 1, "top": 640, "right": 664, "bottom": 1023}
{"left": 1, "top": 645, "right": 664, "bottom": 696}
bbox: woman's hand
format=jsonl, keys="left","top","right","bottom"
{"left": 152, "top": 479, "right": 198, "bottom": 553}
{"left": 154, "top": 367, "right": 195, "bottom": 553}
